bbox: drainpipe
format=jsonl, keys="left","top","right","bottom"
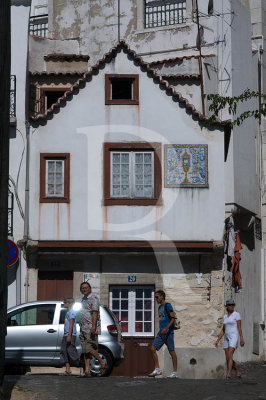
{"left": 118, "top": 0, "right": 120, "bottom": 41}
{"left": 261, "top": 249, "right": 265, "bottom": 326}
{"left": 16, "top": 250, "right": 21, "bottom": 305}
{"left": 24, "top": 121, "right": 30, "bottom": 302}
{"left": 195, "top": 0, "right": 205, "bottom": 115}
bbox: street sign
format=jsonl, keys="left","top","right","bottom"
{"left": 7, "top": 239, "right": 19, "bottom": 266}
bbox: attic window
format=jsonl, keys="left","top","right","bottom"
{"left": 40, "top": 88, "right": 67, "bottom": 113}
{"left": 105, "top": 74, "right": 139, "bottom": 105}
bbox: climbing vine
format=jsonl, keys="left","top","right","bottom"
{"left": 202, "top": 89, "right": 266, "bottom": 128}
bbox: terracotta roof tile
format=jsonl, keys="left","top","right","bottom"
{"left": 162, "top": 74, "right": 200, "bottom": 79}
{"left": 30, "top": 71, "right": 85, "bottom": 76}
{"left": 30, "top": 41, "right": 228, "bottom": 128}
{"left": 148, "top": 54, "right": 216, "bottom": 67}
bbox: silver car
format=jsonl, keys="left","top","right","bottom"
{"left": 5, "top": 301, "right": 124, "bottom": 376}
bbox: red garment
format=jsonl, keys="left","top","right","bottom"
{"left": 231, "top": 233, "right": 242, "bottom": 291}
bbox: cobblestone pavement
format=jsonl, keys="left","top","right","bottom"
{"left": 3, "top": 363, "right": 266, "bottom": 400}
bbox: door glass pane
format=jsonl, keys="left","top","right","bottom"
{"left": 111, "top": 289, "right": 120, "bottom": 298}
{"left": 135, "top": 311, "right": 142, "bottom": 321}
{"left": 121, "top": 311, "right": 128, "bottom": 321}
{"left": 112, "top": 300, "right": 119, "bottom": 310}
{"left": 144, "top": 311, "right": 151, "bottom": 321}
{"left": 144, "top": 288, "right": 152, "bottom": 298}
{"left": 135, "top": 322, "right": 143, "bottom": 332}
{"left": 136, "top": 289, "right": 143, "bottom": 298}
{"left": 144, "top": 322, "right": 152, "bottom": 332}
{"left": 121, "top": 322, "right": 128, "bottom": 333}
{"left": 121, "top": 300, "right": 128, "bottom": 310}
{"left": 136, "top": 300, "right": 142, "bottom": 309}
{"left": 144, "top": 300, "right": 151, "bottom": 309}
{"left": 120, "top": 289, "right": 129, "bottom": 298}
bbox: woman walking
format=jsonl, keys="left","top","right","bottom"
{"left": 215, "top": 299, "right": 245, "bottom": 379}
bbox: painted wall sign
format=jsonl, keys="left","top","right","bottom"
{"left": 164, "top": 144, "right": 208, "bottom": 188}
{"left": 7, "top": 239, "right": 19, "bottom": 266}
{"left": 128, "top": 276, "right": 136, "bottom": 282}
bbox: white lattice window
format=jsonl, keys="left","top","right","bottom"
{"left": 109, "top": 286, "right": 154, "bottom": 337}
{"left": 46, "top": 160, "right": 64, "bottom": 197}
{"left": 111, "top": 152, "right": 154, "bottom": 198}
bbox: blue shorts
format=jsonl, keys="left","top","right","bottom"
{"left": 152, "top": 331, "right": 175, "bottom": 352}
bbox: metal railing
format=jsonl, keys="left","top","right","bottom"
{"left": 8, "top": 190, "right": 14, "bottom": 237}
{"left": 144, "top": 0, "right": 186, "bottom": 28}
{"left": 10, "top": 75, "right": 16, "bottom": 118}
{"left": 29, "top": 14, "right": 48, "bottom": 37}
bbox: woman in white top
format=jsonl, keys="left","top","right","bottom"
{"left": 215, "top": 299, "right": 245, "bottom": 379}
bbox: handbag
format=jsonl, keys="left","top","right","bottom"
{"left": 164, "top": 303, "right": 181, "bottom": 330}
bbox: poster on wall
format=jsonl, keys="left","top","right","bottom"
{"left": 164, "top": 144, "right": 208, "bottom": 188}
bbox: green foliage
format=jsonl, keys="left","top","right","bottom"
{"left": 202, "top": 89, "right": 266, "bottom": 128}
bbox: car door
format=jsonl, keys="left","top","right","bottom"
{"left": 6, "top": 303, "right": 59, "bottom": 365}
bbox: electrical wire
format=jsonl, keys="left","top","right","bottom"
{"left": 9, "top": 176, "right": 24, "bottom": 220}
{"left": 9, "top": 128, "right": 26, "bottom": 220}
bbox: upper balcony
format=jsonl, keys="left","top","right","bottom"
{"left": 144, "top": 0, "right": 186, "bottom": 29}
{"left": 29, "top": 14, "right": 48, "bottom": 37}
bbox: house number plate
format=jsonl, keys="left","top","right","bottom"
{"left": 128, "top": 276, "right": 137, "bottom": 282}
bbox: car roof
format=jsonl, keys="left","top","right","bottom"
{"left": 8, "top": 300, "right": 107, "bottom": 313}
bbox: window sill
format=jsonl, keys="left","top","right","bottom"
{"left": 40, "top": 197, "right": 70, "bottom": 203}
{"left": 105, "top": 100, "right": 139, "bottom": 105}
{"left": 104, "top": 198, "right": 162, "bottom": 206}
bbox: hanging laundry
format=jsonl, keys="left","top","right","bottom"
{"left": 224, "top": 216, "right": 236, "bottom": 271}
{"left": 231, "top": 232, "right": 242, "bottom": 293}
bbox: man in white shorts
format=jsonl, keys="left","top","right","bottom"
{"left": 215, "top": 299, "right": 245, "bottom": 379}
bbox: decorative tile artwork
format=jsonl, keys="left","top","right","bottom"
{"left": 164, "top": 145, "right": 208, "bottom": 188}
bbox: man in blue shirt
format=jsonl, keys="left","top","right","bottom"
{"left": 148, "top": 290, "right": 178, "bottom": 378}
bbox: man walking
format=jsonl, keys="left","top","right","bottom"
{"left": 148, "top": 290, "right": 178, "bottom": 378}
{"left": 79, "top": 281, "right": 106, "bottom": 377}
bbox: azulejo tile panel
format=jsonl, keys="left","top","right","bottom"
{"left": 164, "top": 144, "right": 208, "bottom": 188}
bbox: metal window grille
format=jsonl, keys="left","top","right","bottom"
{"left": 8, "top": 190, "right": 14, "bottom": 236}
{"left": 144, "top": 0, "right": 186, "bottom": 28}
{"left": 29, "top": 14, "right": 48, "bottom": 37}
{"left": 10, "top": 75, "right": 16, "bottom": 118}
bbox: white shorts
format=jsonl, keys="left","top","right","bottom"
{"left": 224, "top": 334, "right": 239, "bottom": 349}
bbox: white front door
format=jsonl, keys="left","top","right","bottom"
{"left": 109, "top": 286, "right": 155, "bottom": 337}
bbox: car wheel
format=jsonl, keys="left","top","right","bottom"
{"left": 90, "top": 348, "right": 113, "bottom": 377}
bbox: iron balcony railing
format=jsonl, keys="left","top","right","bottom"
{"left": 29, "top": 14, "right": 48, "bottom": 37}
{"left": 10, "top": 75, "right": 16, "bottom": 118}
{"left": 144, "top": 0, "right": 186, "bottom": 28}
{"left": 8, "top": 190, "right": 14, "bottom": 237}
